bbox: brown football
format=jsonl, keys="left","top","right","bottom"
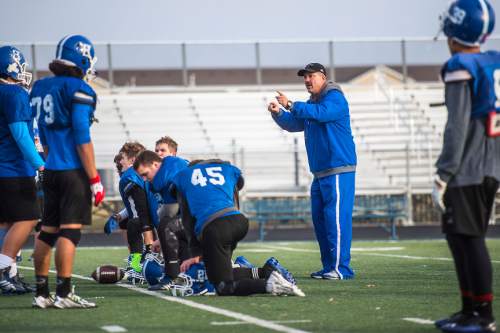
{"left": 91, "top": 265, "right": 125, "bottom": 284}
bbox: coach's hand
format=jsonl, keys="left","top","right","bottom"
{"left": 267, "top": 100, "right": 281, "bottom": 114}
{"left": 275, "top": 91, "right": 289, "bottom": 108}
{"left": 90, "top": 174, "right": 105, "bottom": 206}
{"left": 180, "top": 256, "right": 201, "bottom": 272}
{"left": 431, "top": 174, "right": 447, "bottom": 213}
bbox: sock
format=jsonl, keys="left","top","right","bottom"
{"left": 0, "top": 254, "right": 13, "bottom": 270}
{"left": 55, "top": 276, "right": 71, "bottom": 298}
{"left": 130, "top": 253, "right": 142, "bottom": 273}
{"left": 9, "top": 262, "right": 17, "bottom": 278}
{"left": 234, "top": 279, "right": 267, "bottom": 295}
{"left": 473, "top": 294, "right": 494, "bottom": 320}
{"left": 461, "top": 290, "right": 474, "bottom": 313}
{"left": 35, "top": 275, "right": 49, "bottom": 297}
{"left": 233, "top": 267, "right": 271, "bottom": 281}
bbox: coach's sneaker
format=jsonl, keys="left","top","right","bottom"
{"left": 264, "top": 257, "right": 296, "bottom": 285}
{"left": 435, "top": 311, "right": 471, "bottom": 329}
{"left": 310, "top": 269, "right": 326, "bottom": 279}
{"left": 32, "top": 294, "right": 55, "bottom": 309}
{"left": 322, "top": 270, "right": 341, "bottom": 280}
{"left": 266, "top": 271, "right": 305, "bottom": 297}
{"left": 53, "top": 287, "right": 96, "bottom": 309}
{"left": 441, "top": 314, "right": 496, "bottom": 333}
{"left": 148, "top": 276, "right": 172, "bottom": 291}
{"left": 234, "top": 256, "right": 255, "bottom": 268}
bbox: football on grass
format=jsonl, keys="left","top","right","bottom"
{"left": 91, "top": 265, "right": 124, "bottom": 284}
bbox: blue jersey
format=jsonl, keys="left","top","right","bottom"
{"left": 151, "top": 156, "right": 189, "bottom": 204}
{"left": 442, "top": 50, "right": 500, "bottom": 119}
{"left": 0, "top": 83, "right": 36, "bottom": 177}
{"left": 172, "top": 162, "right": 242, "bottom": 237}
{"left": 30, "top": 76, "right": 97, "bottom": 170}
{"left": 119, "top": 167, "right": 159, "bottom": 227}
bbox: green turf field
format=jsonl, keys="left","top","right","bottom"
{"left": 1, "top": 239, "right": 499, "bottom": 333}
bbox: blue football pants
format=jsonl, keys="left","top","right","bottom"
{"left": 310, "top": 172, "right": 355, "bottom": 279}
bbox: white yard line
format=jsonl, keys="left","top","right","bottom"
{"left": 252, "top": 245, "right": 405, "bottom": 253}
{"left": 19, "top": 265, "right": 311, "bottom": 333}
{"left": 402, "top": 317, "right": 435, "bottom": 325}
{"left": 361, "top": 253, "right": 500, "bottom": 264}
{"left": 211, "top": 319, "right": 312, "bottom": 326}
{"left": 101, "top": 325, "right": 128, "bottom": 332}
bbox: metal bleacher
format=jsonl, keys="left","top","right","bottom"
{"left": 92, "top": 81, "right": 447, "bottom": 197}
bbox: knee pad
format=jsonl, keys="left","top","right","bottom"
{"left": 59, "top": 228, "right": 81, "bottom": 246}
{"left": 38, "top": 230, "right": 59, "bottom": 247}
{"left": 215, "top": 281, "right": 237, "bottom": 296}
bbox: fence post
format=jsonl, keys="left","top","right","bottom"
{"left": 255, "top": 42, "right": 262, "bottom": 86}
{"left": 107, "top": 43, "right": 114, "bottom": 88}
{"left": 30, "top": 43, "right": 37, "bottom": 82}
{"left": 181, "top": 43, "right": 188, "bottom": 87}
{"left": 405, "top": 143, "right": 414, "bottom": 225}
{"left": 328, "top": 40, "right": 336, "bottom": 81}
{"left": 401, "top": 39, "right": 408, "bottom": 84}
{"left": 294, "top": 138, "right": 299, "bottom": 187}
{"left": 231, "top": 138, "right": 237, "bottom": 165}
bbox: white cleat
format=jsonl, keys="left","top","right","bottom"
{"left": 32, "top": 295, "right": 55, "bottom": 309}
{"left": 266, "top": 271, "right": 305, "bottom": 297}
{"left": 53, "top": 288, "right": 96, "bottom": 309}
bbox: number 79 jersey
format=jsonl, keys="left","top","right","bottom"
{"left": 30, "top": 76, "right": 97, "bottom": 170}
{"left": 171, "top": 161, "right": 242, "bottom": 237}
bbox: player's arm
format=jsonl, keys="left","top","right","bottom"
{"left": 435, "top": 77, "right": 472, "bottom": 182}
{"left": 8, "top": 121, "right": 44, "bottom": 171}
{"left": 291, "top": 90, "right": 348, "bottom": 122}
{"left": 72, "top": 101, "right": 104, "bottom": 205}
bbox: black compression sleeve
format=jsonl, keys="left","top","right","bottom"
{"left": 177, "top": 192, "right": 203, "bottom": 257}
{"left": 127, "top": 184, "right": 153, "bottom": 231}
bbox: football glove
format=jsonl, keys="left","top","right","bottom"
{"left": 90, "top": 174, "right": 105, "bottom": 206}
{"left": 104, "top": 216, "right": 118, "bottom": 235}
{"left": 431, "top": 174, "right": 447, "bottom": 213}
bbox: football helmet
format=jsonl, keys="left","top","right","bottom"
{"left": 439, "top": 0, "right": 495, "bottom": 46}
{"left": 170, "top": 262, "right": 215, "bottom": 297}
{"left": 0, "top": 46, "right": 32, "bottom": 86}
{"left": 142, "top": 252, "right": 164, "bottom": 286}
{"left": 54, "top": 35, "right": 97, "bottom": 79}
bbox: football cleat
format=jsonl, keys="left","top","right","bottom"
{"left": 32, "top": 294, "right": 56, "bottom": 309}
{"left": 266, "top": 271, "right": 305, "bottom": 297}
{"left": 435, "top": 311, "right": 471, "bottom": 329}
{"left": 264, "top": 257, "right": 296, "bottom": 285}
{"left": 310, "top": 269, "right": 326, "bottom": 279}
{"left": 148, "top": 276, "right": 172, "bottom": 291}
{"left": 441, "top": 314, "right": 496, "bottom": 333}
{"left": 234, "top": 256, "right": 255, "bottom": 268}
{"left": 0, "top": 268, "right": 26, "bottom": 295}
{"left": 12, "top": 274, "right": 35, "bottom": 292}
{"left": 53, "top": 287, "right": 96, "bottom": 309}
{"left": 124, "top": 268, "right": 145, "bottom": 285}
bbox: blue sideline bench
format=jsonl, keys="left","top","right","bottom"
{"left": 242, "top": 195, "right": 408, "bottom": 241}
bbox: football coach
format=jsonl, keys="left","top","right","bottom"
{"left": 268, "top": 63, "right": 357, "bottom": 280}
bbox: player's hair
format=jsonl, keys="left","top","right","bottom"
{"left": 188, "top": 158, "right": 229, "bottom": 166}
{"left": 113, "top": 153, "right": 123, "bottom": 175}
{"left": 133, "top": 150, "right": 162, "bottom": 170}
{"left": 49, "top": 60, "right": 84, "bottom": 78}
{"left": 119, "top": 141, "right": 146, "bottom": 160}
{"left": 155, "top": 136, "right": 178, "bottom": 152}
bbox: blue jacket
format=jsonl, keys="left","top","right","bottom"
{"left": 272, "top": 82, "right": 357, "bottom": 177}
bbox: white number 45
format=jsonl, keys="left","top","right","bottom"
{"left": 191, "top": 167, "right": 225, "bottom": 187}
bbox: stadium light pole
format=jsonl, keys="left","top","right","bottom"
{"left": 181, "top": 43, "right": 188, "bottom": 87}
{"left": 328, "top": 41, "right": 336, "bottom": 81}
{"left": 107, "top": 43, "right": 114, "bottom": 89}
{"left": 401, "top": 39, "right": 408, "bottom": 85}
{"left": 30, "top": 43, "right": 37, "bottom": 83}
{"left": 255, "top": 42, "right": 262, "bottom": 86}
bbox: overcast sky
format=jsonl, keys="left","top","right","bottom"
{"left": 2, "top": 0, "right": 499, "bottom": 69}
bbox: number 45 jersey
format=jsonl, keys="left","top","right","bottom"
{"left": 171, "top": 161, "right": 243, "bottom": 238}
{"left": 30, "top": 76, "right": 97, "bottom": 170}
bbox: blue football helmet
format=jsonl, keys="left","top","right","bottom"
{"left": 0, "top": 46, "right": 32, "bottom": 86}
{"left": 142, "top": 252, "right": 164, "bottom": 286}
{"left": 439, "top": 0, "right": 495, "bottom": 46}
{"left": 170, "top": 262, "right": 215, "bottom": 297}
{"left": 54, "top": 35, "right": 97, "bottom": 79}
